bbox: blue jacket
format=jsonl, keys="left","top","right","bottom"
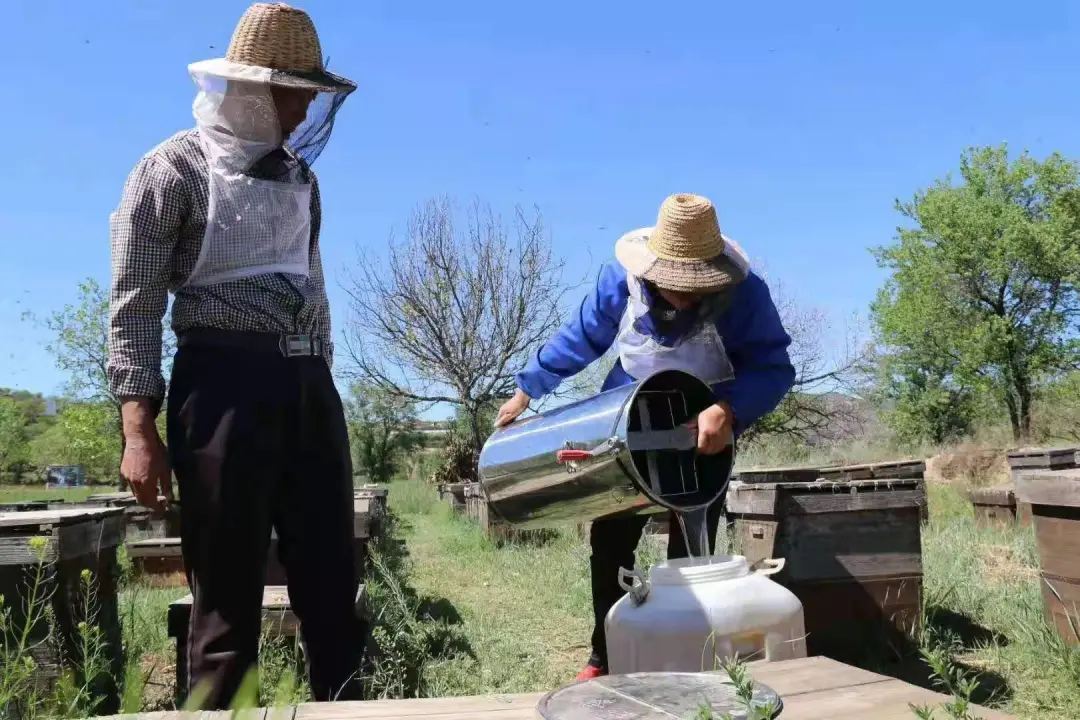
{"left": 515, "top": 262, "right": 796, "bottom": 438}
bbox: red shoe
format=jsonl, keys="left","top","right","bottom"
{"left": 575, "top": 664, "right": 607, "bottom": 682}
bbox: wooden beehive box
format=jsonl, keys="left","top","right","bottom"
{"left": 464, "top": 483, "right": 490, "bottom": 531}
{"left": 264, "top": 505, "right": 371, "bottom": 586}
{"left": 734, "top": 466, "right": 822, "bottom": 484}
{"left": 1015, "top": 469, "right": 1080, "bottom": 645}
{"left": 85, "top": 492, "right": 139, "bottom": 508}
{"left": 0, "top": 507, "right": 127, "bottom": 713}
{"left": 0, "top": 500, "right": 49, "bottom": 512}
{"left": 1007, "top": 448, "right": 1077, "bottom": 524}
{"left": 439, "top": 482, "right": 469, "bottom": 513}
{"left": 726, "top": 477, "right": 924, "bottom": 665}
{"left": 969, "top": 483, "right": 1029, "bottom": 528}
{"left": 126, "top": 537, "right": 185, "bottom": 586}
{"left": 83, "top": 493, "right": 180, "bottom": 540}
{"left": 168, "top": 584, "right": 367, "bottom": 706}
{"left": 727, "top": 467, "right": 823, "bottom": 534}
{"left": 122, "top": 504, "right": 181, "bottom": 540}
{"left": 819, "top": 460, "right": 929, "bottom": 523}
{"left": 354, "top": 485, "right": 388, "bottom": 505}
{"left": 352, "top": 489, "right": 387, "bottom": 535}
{"left": 1007, "top": 447, "right": 1079, "bottom": 473}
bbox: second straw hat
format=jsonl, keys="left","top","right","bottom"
{"left": 615, "top": 194, "right": 748, "bottom": 293}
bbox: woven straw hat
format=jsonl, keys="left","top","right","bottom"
{"left": 189, "top": 3, "right": 355, "bottom": 94}
{"left": 615, "top": 194, "right": 748, "bottom": 293}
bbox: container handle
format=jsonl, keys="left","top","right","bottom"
{"left": 556, "top": 449, "right": 593, "bottom": 463}
{"left": 555, "top": 437, "right": 623, "bottom": 465}
{"left": 755, "top": 558, "right": 786, "bottom": 576}
{"left": 618, "top": 567, "right": 650, "bottom": 605}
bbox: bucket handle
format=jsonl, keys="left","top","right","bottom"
{"left": 618, "top": 567, "right": 650, "bottom": 605}
{"left": 555, "top": 437, "right": 623, "bottom": 470}
{"left": 755, "top": 558, "right": 786, "bottom": 576}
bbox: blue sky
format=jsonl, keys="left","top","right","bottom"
{"left": 1, "top": 0, "right": 1077, "bottom": 403}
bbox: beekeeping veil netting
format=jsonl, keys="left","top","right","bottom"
{"left": 189, "top": 58, "right": 355, "bottom": 179}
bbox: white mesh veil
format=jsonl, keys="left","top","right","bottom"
{"left": 190, "top": 59, "right": 354, "bottom": 180}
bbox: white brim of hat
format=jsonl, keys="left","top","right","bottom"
{"left": 188, "top": 58, "right": 356, "bottom": 94}
{"left": 615, "top": 226, "right": 749, "bottom": 293}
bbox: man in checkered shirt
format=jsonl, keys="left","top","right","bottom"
{"left": 107, "top": 3, "right": 364, "bottom": 708}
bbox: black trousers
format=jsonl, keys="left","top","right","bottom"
{"left": 587, "top": 501, "right": 726, "bottom": 669}
{"left": 167, "top": 340, "right": 365, "bottom": 708}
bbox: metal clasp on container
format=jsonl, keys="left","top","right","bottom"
{"left": 555, "top": 437, "right": 623, "bottom": 474}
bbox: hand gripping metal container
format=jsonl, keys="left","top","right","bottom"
{"left": 478, "top": 369, "right": 734, "bottom": 529}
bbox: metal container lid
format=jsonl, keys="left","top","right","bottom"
{"left": 536, "top": 672, "right": 782, "bottom": 719}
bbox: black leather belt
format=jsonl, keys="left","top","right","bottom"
{"left": 177, "top": 328, "right": 328, "bottom": 358}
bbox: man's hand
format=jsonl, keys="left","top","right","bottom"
{"left": 495, "top": 389, "right": 531, "bottom": 428}
{"left": 120, "top": 398, "right": 172, "bottom": 510}
{"left": 692, "top": 402, "right": 734, "bottom": 455}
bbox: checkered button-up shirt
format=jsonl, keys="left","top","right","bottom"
{"left": 107, "top": 129, "right": 333, "bottom": 402}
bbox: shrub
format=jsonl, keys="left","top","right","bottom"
{"left": 430, "top": 434, "right": 479, "bottom": 486}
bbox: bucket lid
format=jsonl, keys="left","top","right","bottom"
{"left": 536, "top": 671, "right": 782, "bottom": 719}
{"left": 650, "top": 555, "right": 750, "bottom": 585}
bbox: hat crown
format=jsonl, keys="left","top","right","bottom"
{"left": 226, "top": 3, "right": 324, "bottom": 72}
{"left": 647, "top": 193, "right": 725, "bottom": 262}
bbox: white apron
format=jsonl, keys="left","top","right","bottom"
{"left": 615, "top": 235, "right": 752, "bottom": 384}
{"left": 616, "top": 274, "right": 735, "bottom": 384}
{"left": 184, "top": 88, "right": 313, "bottom": 288}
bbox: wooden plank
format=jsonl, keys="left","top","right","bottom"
{"left": 0, "top": 513, "right": 126, "bottom": 564}
{"left": 726, "top": 485, "right": 924, "bottom": 516}
{"left": 734, "top": 466, "right": 822, "bottom": 484}
{"left": 102, "top": 712, "right": 269, "bottom": 720}
{"left": 294, "top": 693, "right": 542, "bottom": 718}
{"left": 91, "top": 656, "right": 1015, "bottom": 719}
{"left": 0, "top": 507, "right": 125, "bottom": 529}
{"left": 1016, "top": 469, "right": 1080, "bottom": 508}
{"left": 127, "top": 538, "right": 183, "bottom": 555}
{"left": 819, "top": 460, "right": 926, "bottom": 482}
{"left": 781, "top": 679, "right": 1014, "bottom": 719}
{"left": 1007, "top": 447, "right": 1078, "bottom": 471}
{"left": 969, "top": 483, "right": 1016, "bottom": 506}
{"left": 745, "top": 655, "right": 889, "bottom": 694}
{"left": 279, "top": 657, "right": 1014, "bottom": 720}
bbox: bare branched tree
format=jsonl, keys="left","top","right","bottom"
{"left": 343, "top": 197, "right": 568, "bottom": 448}
{"left": 740, "top": 277, "right": 875, "bottom": 446}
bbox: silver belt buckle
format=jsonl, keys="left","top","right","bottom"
{"left": 281, "top": 334, "right": 313, "bottom": 357}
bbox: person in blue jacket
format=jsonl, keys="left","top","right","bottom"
{"left": 495, "top": 193, "right": 796, "bottom": 681}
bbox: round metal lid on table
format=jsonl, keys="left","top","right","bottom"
{"left": 536, "top": 672, "right": 783, "bottom": 719}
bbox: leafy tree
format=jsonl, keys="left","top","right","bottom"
{"left": 345, "top": 383, "right": 421, "bottom": 485}
{"left": 872, "top": 145, "right": 1080, "bottom": 440}
{"left": 448, "top": 402, "right": 499, "bottom": 448}
{"left": 877, "top": 349, "right": 980, "bottom": 445}
{"left": 58, "top": 403, "right": 121, "bottom": 483}
{"left": 27, "top": 420, "right": 73, "bottom": 472}
{"left": 28, "top": 278, "right": 175, "bottom": 488}
{"left": 0, "top": 397, "right": 29, "bottom": 478}
{"left": 1030, "top": 370, "right": 1080, "bottom": 443}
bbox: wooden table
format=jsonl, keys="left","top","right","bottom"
{"left": 97, "top": 656, "right": 1015, "bottom": 719}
